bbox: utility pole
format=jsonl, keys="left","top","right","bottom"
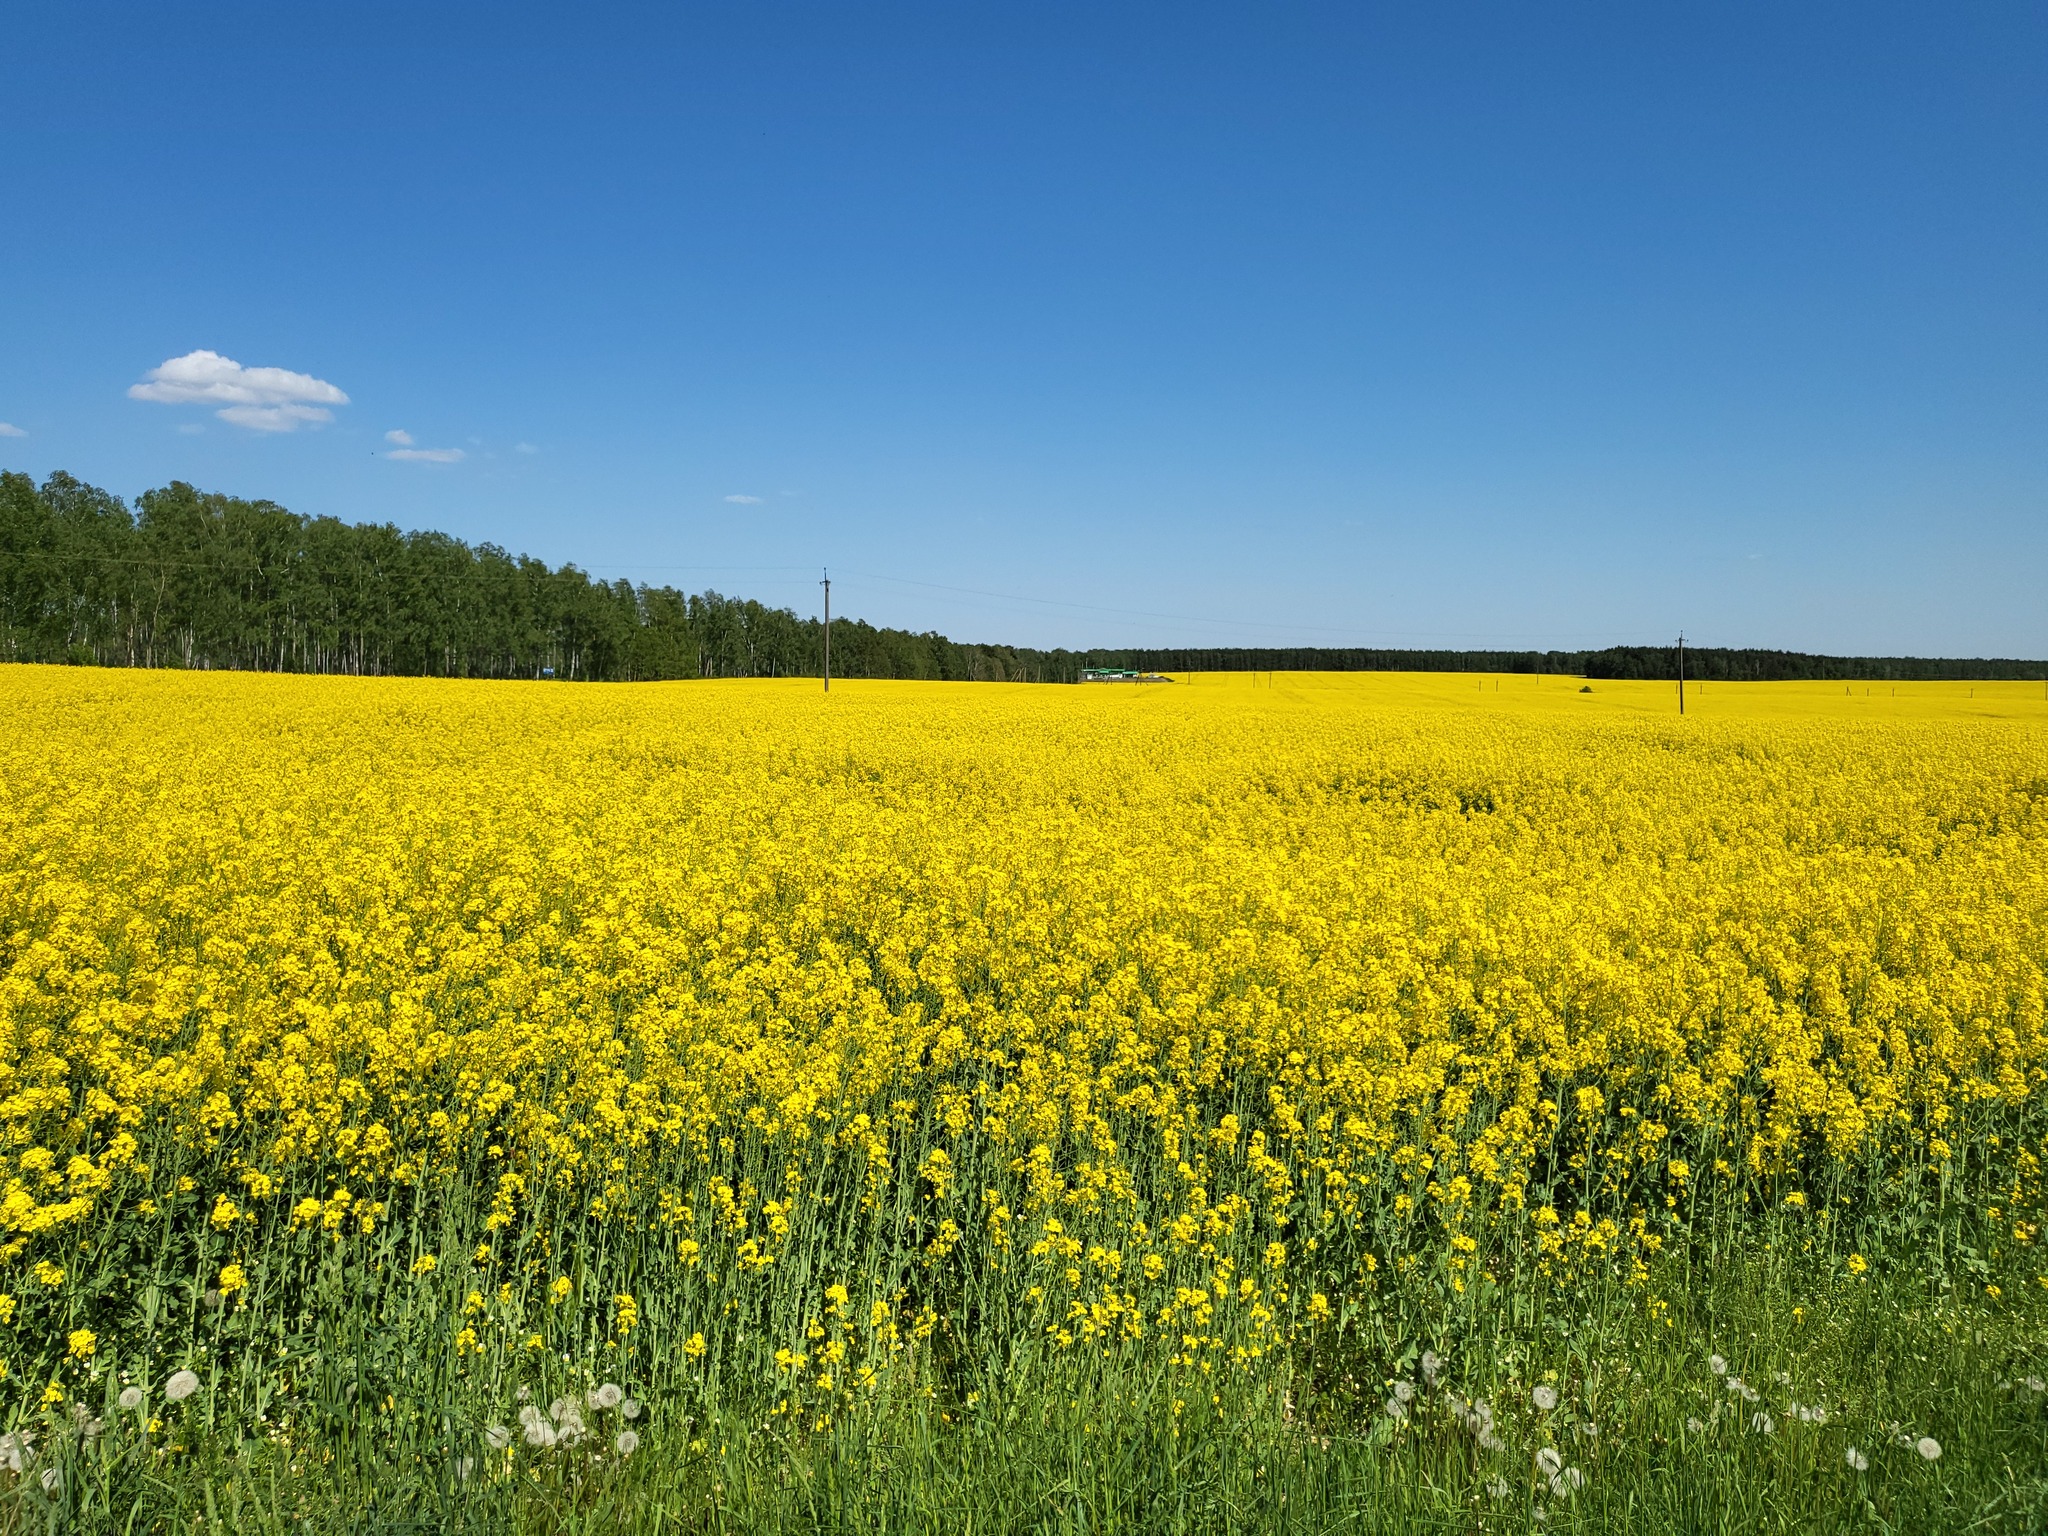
{"left": 1677, "top": 632, "right": 1686, "bottom": 716}
{"left": 820, "top": 569, "right": 831, "bottom": 693}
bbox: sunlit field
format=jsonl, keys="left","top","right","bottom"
{"left": 1, "top": 665, "right": 2044, "bottom": 1533}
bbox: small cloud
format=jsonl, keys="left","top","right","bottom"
{"left": 130, "top": 350, "right": 348, "bottom": 432}
{"left": 385, "top": 428, "right": 415, "bottom": 446}
{"left": 387, "top": 447, "right": 465, "bottom": 463}
{"left": 515, "top": 441, "right": 539, "bottom": 455}
{"left": 216, "top": 404, "right": 334, "bottom": 432}
{"left": 724, "top": 493, "right": 764, "bottom": 504}
{"left": 177, "top": 423, "right": 205, "bottom": 436}
{"left": 0, "top": 422, "right": 24, "bottom": 438}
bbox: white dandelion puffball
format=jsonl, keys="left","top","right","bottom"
{"left": 517, "top": 1404, "right": 544, "bottom": 1429}
{"left": 1391, "top": 1380, "right": 1416, "bottom": 1404}
{"left": 485, "top": 1424, "right": 511, "bottom": 1450}
{"left": 1383, "top": 1397, "right": 1409, "bottom": 1423}
{"left": 1560, "top": 1466, "right": 1584, "bottom": 1493}
{"left": 2026, "top": 1376, "right": 2045, "bottom": 1393}
{"left": 1420, "top": 1350, "right": 1442, "bottom": 1386}
{"left": 523, "top": 1421, "right": 553, "bottom": 1448}
{"left": 1709, "top": 1354, "right": 1727, "bottom": 1377}
{"left": 1686, "top": 1417, "right": 1705, "bottom": 1434}
{"left": 165, "top": 1370, "right": 200, "bottom": 1402}
{"left": 1532, "top": 1385, "right": 1558, "bottom": 1412}
{"left": 39, "top": 1468, "right": 61, "bottom": 1495}
{"left": 118, "top": 1387, "right": 143, "bottom": 1411}
{"left": 1916, "top": 1437, "right": 1942, "bottom": 1461}
{"left": 615, "top": 1430, "right": 639, "bottom": 1456}
{"left": 1846, "top": 1448, "right": 1869, "bottom": 1472}
{"left": 1485, "top": 1476, "right": 1510, "bottom": 1500}
{"left": 1536, "top": 1447, "right": 1563, "bottom": 1476}
{"left": 621, "top": 1398, "right": 642, "bottom": 1421}
{"left": 516, "top": 1385, "right": 533, "bottom": 1403}
{"left": 1751, "top": 1412, "right": 1775, "bottom": 1435}
{"left": 595, "top": 1382, "right": 624, "bottom": 1410}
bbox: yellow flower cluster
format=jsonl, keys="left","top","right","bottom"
{"left": 0, "top": 666, "right": 2043, "bottom": 1391}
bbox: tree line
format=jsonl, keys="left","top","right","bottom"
{"left": 0, "top": 471, "right": 1055, "bottom": 682}
{"left": 1079, "top": 645, "right": 2048, "bottom": 682}
{"left": 3, "top": 470, "right": 2040, "bottom": 683}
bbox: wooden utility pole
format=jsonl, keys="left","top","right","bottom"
{"left": 1678, "top": 632, "right": 1686, "bottom": 715}
{"left": 820, "top": 569, "right": 831, "bottom": 693}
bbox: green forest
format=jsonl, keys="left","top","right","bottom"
{"left": 4, "top": 469, "right": 2042, "bottom": 683}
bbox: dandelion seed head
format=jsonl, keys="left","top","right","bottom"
{"left": 1709, "top": 1354, "right": 1727, "bottom": 1376}
{"left": 615, "top": 1429, "right": 639, "bottom": 1455}
{"left": 595, "top": 1382, "right": 623, "bottom": 1410}
{"left": 1916, "top": 1437, "right": 1941, "bottom": 1461}
{"left": 1846, "top": 1447, "right": 1869, "bottom": 1472}
{"left": 1532, "top": 1385, "right": 1558, "bottom": 1412}
{"left": 1536, "top": 1446, "right": 1563, "bottom": 1475}
{"left": 165, "top": 1370, "right": 200, "bottom": 1402}
{"left": 1420, "top": 1350, "right": 1441, "bottom": 1386}
{"left": 1391, "top": 1379, "right": 1416, "bottom": 1404}
{"left": 1751, "top": 1412, "right": 1774, "bottom": 1435}
{"left": 621, "top": 1398, "right": 642, "bottom": 1420}
{"left": 486, "top": 1424, "right": 511, "bottom": 1449}
{"left": 118, "top": 1386, "right": 143, "bottom": 1411}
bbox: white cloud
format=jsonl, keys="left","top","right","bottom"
{"left": 215, "top": 404, "right": 335, "bottom": 432}
{"left": 724, "top": 493, "right": 764, "bottom": 504}
{"left": 385, "top": 428, "right": 414, "bottom": 446}
{"left": 177, "top": 423, "right": 205, "bottom": 435}
{"left": 129, "top": 350, "right": 348, "bottom": 432}
{"left": 0, "top": 422, "right": 24, "bottom": 438}
{"left": 387, "top": 446, "right": 465, "bottom": 463}
{"left": 515, "top": 442, "right": 539, "bottom": 454}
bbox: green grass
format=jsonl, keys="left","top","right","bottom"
{"left": 4, "top": 1062, "right": 2042, "bottom": 1532}
{"left": 6, "top": 1233, "right": 2041, "bottom": 1535}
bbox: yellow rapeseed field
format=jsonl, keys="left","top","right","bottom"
{"left": 1, "top": 665, "right": 2044, "bottom": 1429}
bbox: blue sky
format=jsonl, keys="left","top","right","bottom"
{"left": 5, "top": 2, "right": 2044, "bottom": 654}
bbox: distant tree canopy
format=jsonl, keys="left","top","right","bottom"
{"left": 3, "top": 470, "right": 2041, "bottom": 683}
{"left": 1076, "top": 646, "right": 2048, "bottom": 683}
{"left": 0, "top": 471, "right": 1054, "bottom": 682}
